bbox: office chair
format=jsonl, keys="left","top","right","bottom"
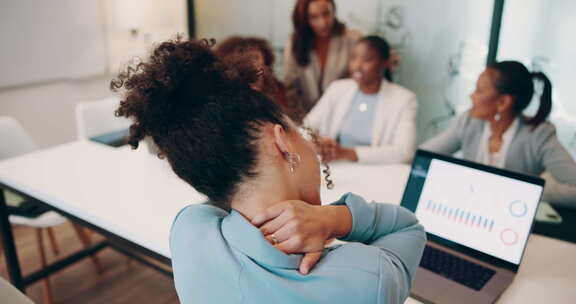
{"left": 75, "top": 97, "right": 131, "bottom": 140}
{"left": 0, "top": 116, "right": 103, "bottom": 304}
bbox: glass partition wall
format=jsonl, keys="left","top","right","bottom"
{"left": 497, "top": 0, "right": 576, "bottom": 158}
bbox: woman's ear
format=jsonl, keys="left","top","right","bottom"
{"left": 497, "top": 94, "right": 514, "bottom": 113}
{"left": 273, "top": 124, "right": 292, "bottom": 157}
{"left": 380, "top": 59, "right": 390, "bottom": 71}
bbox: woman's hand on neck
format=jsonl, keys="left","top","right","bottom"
{"left": 229, "top": 164, "right": 306, "bottom": 223}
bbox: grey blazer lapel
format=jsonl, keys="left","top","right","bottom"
{"left": 461, "top": 117, "right": 484, "bottom": 161}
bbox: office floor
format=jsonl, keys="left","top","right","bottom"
{"left": 0, "top": 223, "right": 179, "bottom": 304}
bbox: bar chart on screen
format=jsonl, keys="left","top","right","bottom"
{"left": 424, "top": 200, "right": 495, "bottom": 231}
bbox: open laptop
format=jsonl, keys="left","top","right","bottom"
{"left": 401, "top": 150, "right": 544, "bottom": 304}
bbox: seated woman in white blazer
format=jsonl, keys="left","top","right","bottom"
{"left": 304, "top": 35, "right": 417, "bottom": 164}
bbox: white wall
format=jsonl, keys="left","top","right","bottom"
{"left": 0, "top": 0, "right": 107, "bottom": 88}
{"left": 0, "top": 0, "right": 187, "bottom": 88}
{"left": 103, "top": 0, "right": 188, "bottom": 74}
{"left": 0, "top": 76, "right": 112, "bottom": 148}
{"left": 0, "top": 1, "right": 188, "bottom": 148}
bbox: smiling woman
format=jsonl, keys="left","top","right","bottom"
{"left": 304, "top": 35, "right": 418, "bottom": 164}
{"left": 111, "top": 36, "right": 425, "bottom": 304}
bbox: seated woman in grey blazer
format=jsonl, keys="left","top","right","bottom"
{"left": 305, "top": 36, "right": 417, "bottom": 164}
{"left": 422, "top": 61, "right": 576, "bottom": 208}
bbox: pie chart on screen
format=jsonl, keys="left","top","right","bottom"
{"left": 500, "top": 228, "right": 519, "bottom": 246}
{"left": 509, "top": 200, "right": 528, "bottom": 218}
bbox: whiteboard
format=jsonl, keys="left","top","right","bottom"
{"left": 0, "top": 0, "right": 107, "bottom": 88}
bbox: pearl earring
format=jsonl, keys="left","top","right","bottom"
{"left": 494, "top": 113, "right": 501, "bottom": 121}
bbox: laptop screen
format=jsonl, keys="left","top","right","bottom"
{"left": 402, "top": 150, "right": 544, "bottom": 266}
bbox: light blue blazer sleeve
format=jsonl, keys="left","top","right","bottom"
{"left": 333, "top": 193, "right": 427, "bottom": 302}
{"left": 171, "top": 195, "right": 426, "bottom": 304}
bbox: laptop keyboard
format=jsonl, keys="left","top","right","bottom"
{"left": 420, "top": 245, "right": 496, "bottom": 291}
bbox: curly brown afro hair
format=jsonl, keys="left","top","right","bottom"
{"left": 111, "top": 36, "right": 288, "bottom": 207}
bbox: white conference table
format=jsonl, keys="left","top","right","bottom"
{"left": 0, "top": 140, "right": 574, "bottom": 303}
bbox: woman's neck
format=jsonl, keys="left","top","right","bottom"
{"left": 489, "top": 113, "right": 516, "bottom": 138}
{"left": 230, "top": 180, "right": 295, "bottom": 223}
{"left": 315, "top": 36, "right": 331, "bottom": 70}
{"left": 314, "top": 35, "right": 331, "bottom": 47}
{"left": 358, "top": 79, "right": 381, "bottom": 95}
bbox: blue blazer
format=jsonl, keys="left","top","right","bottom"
{"left": 170, "top": 193, "right": 426, "bottom": 304}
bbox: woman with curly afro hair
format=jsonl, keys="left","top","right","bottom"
{"left": 111, "top": 36, "right": 425, "bottom": 304}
